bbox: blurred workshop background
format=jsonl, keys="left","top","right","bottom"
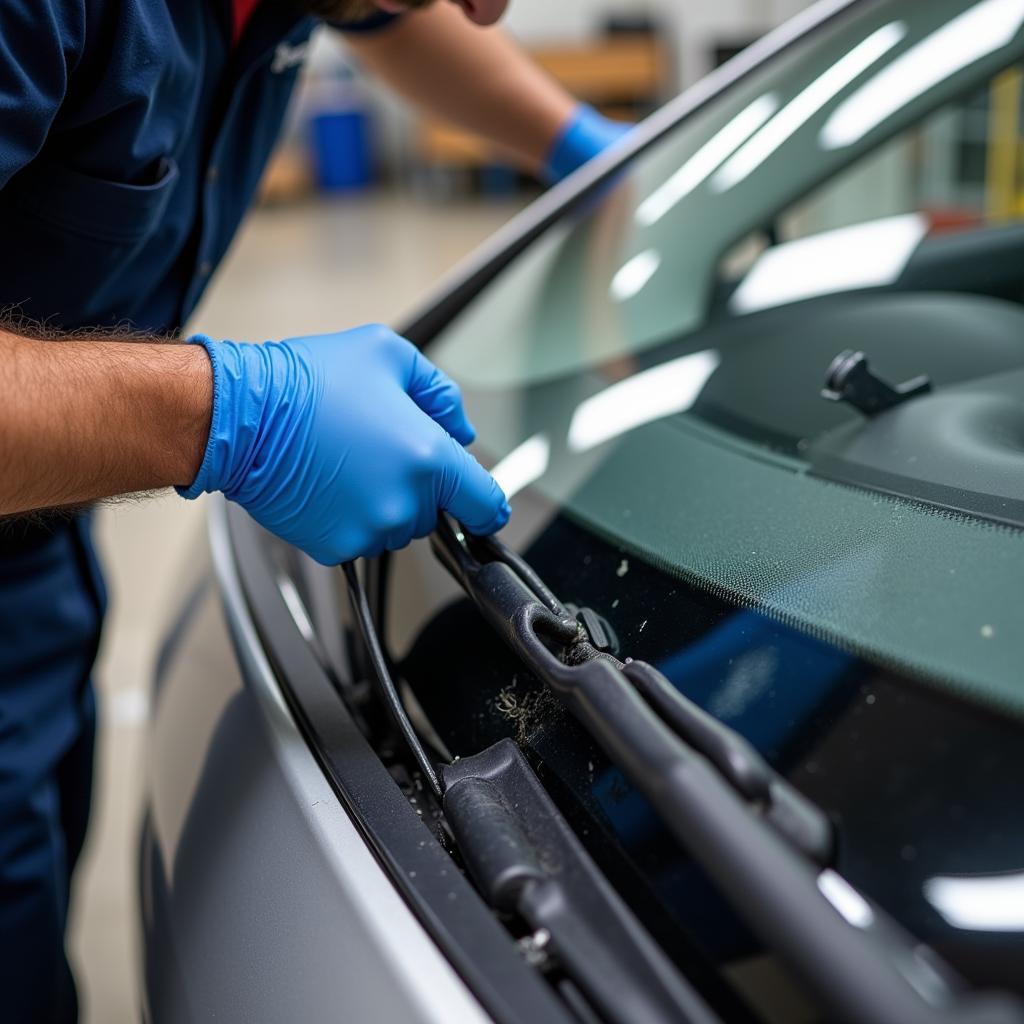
{"left": 68, "top": 1, "right": 836, "bottom": 1020}
{"left": 245, "top": 0, "right": 815, "bottom": 209}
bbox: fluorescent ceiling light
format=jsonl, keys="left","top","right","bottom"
{"left": 635, "top": 94, "right": 779, "bottom": 226}
{"left": 609, "top": 249, "right": 662, "bottom": 302}
{"left": 567, "top": 349, "right": 720, "bottom": 453}
{"left": 730, "top": 212, "right": 928, "bottom": 314}
{"left": 924, "top": 871, "right": 1024, "bottom": 931}
{"left": 817, "top": 870, "right": 875, "bottom": 929}
{"left": 713, "top": 21, "right": 906, "bottom": 190}
{"left": 489, "top": 433, "right": 551, "bottom": 499}
{"left": 822, "top": 0, "right": 1024, "bottom": 149}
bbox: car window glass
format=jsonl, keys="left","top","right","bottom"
{"left": 433, "top": 0, "right": 1024, "bottom": 389}
{"left": 427, "top": 0, "right": 1024, "bottom": 716}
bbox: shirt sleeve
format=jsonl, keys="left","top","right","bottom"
{"left": 328, "top": 11, "right": 403, "bottom": 34}
{"left": 0, "top": 0, "right": 85, "bottom": 189}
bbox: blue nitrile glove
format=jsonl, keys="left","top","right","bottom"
{"left": 179, "top": 324, "right": 510, "bottom": 565}
{"left": 543, "top": 104, "right": 633, "bottom": 184}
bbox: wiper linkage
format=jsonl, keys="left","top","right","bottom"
{"left": 431, "top": 518, "right": 1024, "bottom": 1024}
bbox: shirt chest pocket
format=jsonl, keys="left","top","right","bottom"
{"left": 0, "top": 158, "right": 181, "bottom": 329}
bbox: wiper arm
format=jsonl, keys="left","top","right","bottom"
{"left": 620, "top": 657, "right": 832, "bottom": 865}
{"left": 431, "top": 518, "right": 1024, "bottom": 1024}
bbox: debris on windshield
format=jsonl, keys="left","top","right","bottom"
{"left": 495, "top": 684, "right": 560, "bottom": 745}
{"left": 616, "top": 559, "right": 630, "bottom": 578}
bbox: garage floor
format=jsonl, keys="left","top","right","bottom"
{"left": 67, "top": 191, "right": 524, "bottom": 1022}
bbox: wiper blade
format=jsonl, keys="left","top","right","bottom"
{"left": 620, "top": 657, "right": 832, "bottom": 865}
{"left": 430, "top": 518, "right": 1024, "bottom": 1024}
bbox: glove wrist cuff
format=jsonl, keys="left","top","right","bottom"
{"left": 177, "top": 334, "right": 229, "bottom": 500}
{"left": 543, "top": 103, "right": 626, "bottom": 184}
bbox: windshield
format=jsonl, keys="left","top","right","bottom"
{"left": 430, "top": 0, "right": 1024, "bottom": 714}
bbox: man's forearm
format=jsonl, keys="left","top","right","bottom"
{"left": 0, "top": 329, "right": 211, "bottom": 515}
{"left": 343, "top": 3, "right": 576, "bottom": 172}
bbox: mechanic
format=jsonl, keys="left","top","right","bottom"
{"left": 0, "top": 0, "right": 629, "bottom": 1019}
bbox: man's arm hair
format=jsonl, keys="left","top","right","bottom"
{"left": 341, "top": 2, "right": 577, "bottom": 174}
{"left": 0, "top": 322, "right": 211, "bottom": 516}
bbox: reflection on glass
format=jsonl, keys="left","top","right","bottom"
{"left": 924, "top": 871, "right": 1024, "bottom": 931}
{"left": 567, "top": 349, "right": 719, "bottom": 452}
{"left": 821, "top": 0, "right": 1024, "bottom": 149}
{"left": 713, "top": 22, "right": 907, "bottom": 191}
{"left": 635, "top": 94, "right": 779, "bottom": 227}
{"left": 490, "top": 432, "right": 550, "bottom": 499}
{"left": 730, "top": 212, "right": 928, "bottom": 314}
{"left": 817, "top": 870, "right": 875, "bottom": 929}
{"left": 609, "top": 248, "right": 662, "bottom": 302}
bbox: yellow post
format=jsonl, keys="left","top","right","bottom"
{"left": 986, "top": 67, "right": 1022, "bottom": 223}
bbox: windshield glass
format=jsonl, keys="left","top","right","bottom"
{"left": 430, "top": 0, "right": 1024, "bottom": 714}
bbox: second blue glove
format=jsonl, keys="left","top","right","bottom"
{"left": 179, "top": 324, "right": 510, "bottom": 565}
{"left": 543, "top": 103, "right": 633, "bottom": 184}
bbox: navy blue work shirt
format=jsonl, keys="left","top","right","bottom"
{"left": 0, "top": 1, "right": 396, "bottom": 333}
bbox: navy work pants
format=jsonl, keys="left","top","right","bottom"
{"left": 0, "top": 516, "right": 104, "bottom": 1023}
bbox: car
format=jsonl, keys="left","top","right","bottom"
{"left": 142, "top": 1, "right": 1024, "bottom": 1021}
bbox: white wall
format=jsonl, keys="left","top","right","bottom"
{"left": 501, "top": 0, "right": 815, "bottom": 86}
{"left": 501, "top": 0, "right": 597, "bottom": 43}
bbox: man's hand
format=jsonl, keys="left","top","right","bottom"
{"left": 0, "top": 323, "right": 509, "bottom": 565}
{"left": 180, "top": 325, "right": 510, "bottom": 565}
